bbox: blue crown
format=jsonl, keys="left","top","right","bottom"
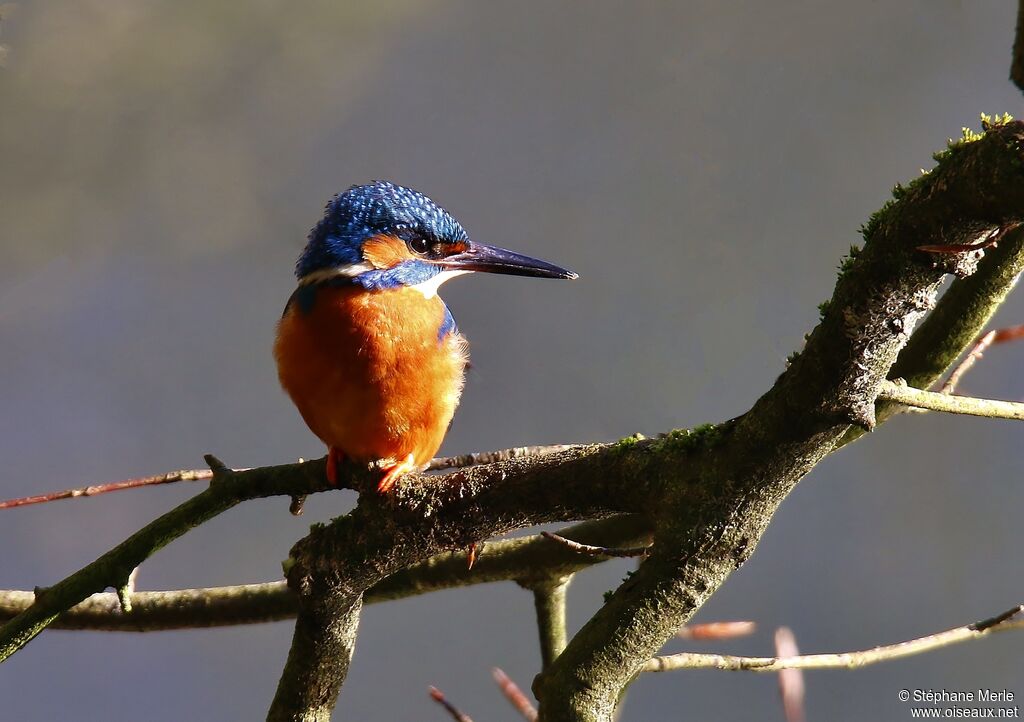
{"left": 296, "top": 181, "right": 468, "bottom": 280}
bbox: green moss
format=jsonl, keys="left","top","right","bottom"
{"left": 817, "top": 299, "right": 832, "bottom": 320}
{"left": 611, "top": 433, "right": 646, "bottom": 455}
{"left": 837, "top": 244, "right": 861, "bottom": 274}
{"left": 655, "top": 423, "right": 723, "bottom": 455}
{"left": 859, "top": 198, "right": 898, "bottom": 241}
{"left": 932, "top": 114, "right": 1011, "bottom": 164}
{"left": 863, "top": 115, "right": 1013, "bottom": 244}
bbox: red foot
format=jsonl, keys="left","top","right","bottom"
{"left": 326, "top": 447, "right": 345, "bottom": 486}
{"left": 377, "top": 453, "right": 417, "bottom": 493}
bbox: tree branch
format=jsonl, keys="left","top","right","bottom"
{"left": 540, "top": 531, "right": 650, "bottom": 558}
{"left": 267, "top": 593, "right": 362, "bottom": 722}
{"left": 524, "top": 577, "right": 571, "bottom": 669}
{"left": 837, "top": 218, "right": 1024, "bottom": 448}
{"left": 0, "top": 515, "right": 651, "bottom": 631}
{"left": 0, "top": 455, "right": 333, "bottom": 661}
{"left": 0, "top": 443, "right": 577, "bottom": 511}
{"left": 533, "top": 120, "right": 1024, "bottom": 721}
{"left": 645, "top": 604, "right": 1024, "bottom": 672}
{"left": 3, "top": 121, "right": 1022, "bottom": 722}
{"left": 879, "top": 379, "right": 1024, "bottom": 420}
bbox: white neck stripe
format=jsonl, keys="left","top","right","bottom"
{"left": 298, "top": 263, "right": 373, "bottom": 286}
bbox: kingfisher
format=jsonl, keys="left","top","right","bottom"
{"left": 275, "top": 181, "right": 576, "bottom": 493}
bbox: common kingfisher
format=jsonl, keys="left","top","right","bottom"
{"left": 275, "top": 181, "right": 577, "bottom": 493}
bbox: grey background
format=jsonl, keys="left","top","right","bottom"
{"left": 1, "top": 2, "right": 1022, "bottom": 720}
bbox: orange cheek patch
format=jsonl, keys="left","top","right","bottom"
{"left": 362, "top": 234, "right": 414, "bottom": 270}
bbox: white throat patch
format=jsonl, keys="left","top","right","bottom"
{"left": 412, "top": 269, "right": 471, "bottom": 298}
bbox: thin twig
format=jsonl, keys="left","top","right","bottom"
{"left": 540, "top": 531, "right": 651, "bottom": 558}
{"left": 677, "top": 621, "right": 757, "bottom": 640}
{"left": 879, "top": 379, "right": 1024, "bottom": 420}
{"left": 0, "top": 444, "right": 576, "bottom": 510}
{"left": 645, "top": 604, "right": 1024, "bottom": 672}
{"left": 775, "top": 627, "right": 806, "bottom": 722}
{"left": 428, "top": 686, "right": 474, "bottom": 722}
{"left": 0, "top": 469, "right": 218, "bottom": 509}
{"left": 0, "top": 456, "right": 333, "bottom": 662}
{"left": 492, "top": 668, "right": 538, "bottom": 721}
{"left": 917, "top": 225, "right": 1008, "bottom": 254}
{"left": 941, "top": 324, "right": 1024, "bottom": 394}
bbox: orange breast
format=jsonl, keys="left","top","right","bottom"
{"left": 274, "top": 285, "right": 469, "bottom": 468}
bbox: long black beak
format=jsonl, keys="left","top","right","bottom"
{"left": 439, "top": 241, "right": 578, "bottom": 280}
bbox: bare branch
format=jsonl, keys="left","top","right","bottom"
{"left": 645, "top": 605, "right": 1024, "bottom": 672}
{"left": 0, "top": 444, "right": 576, "bottom": 511}
{"left": 492, "top": 668, "right": 538, "bottom": 721}
{"left": 540, "top": 531, "right": 650, "bottom": 558}
{"left": 0, "top": 515, "right": 652, "bottom": 632}
{"left": 0, "top": 457, "right": 334, "bottom": 662}
{"left": 0, "top": 468, "right": 217, "bottom": 509}
{"left": 879, "top": 379, "right": 1024, "bottom": 420}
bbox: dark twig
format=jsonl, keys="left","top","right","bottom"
{"left": 775, "top": 627, "right": 806, "bottom": 722}
{"left": 540, "top": 531, "right": 651, "bottom": 558}
{"left": 941, "top": 324, "right": 1024, "bottom": 394}
{"left": 917, "top": 225, "right": 1009, "bottom": 254}
{"left": 1013, "top": 0, "right": 1024, "bottom": 94}
{"left": 645, "top": 604, "right": 1024, "bottom": 672}
{"left": 429, "top": 686, "right": 474, "bottom": 722}
{"left": 492, "top": 668, "right": 538, "bottom": 721}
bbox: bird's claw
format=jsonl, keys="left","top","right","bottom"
{"left": 377, "top": 453, "right": 417, "bottom": 493}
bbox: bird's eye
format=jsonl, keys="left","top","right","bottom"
{"left": 408, "top": 237, "right": 430, "bottom": 255}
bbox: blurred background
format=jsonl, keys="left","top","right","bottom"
{"left": 1, "top": 2, "right": 1022, "bottom": 720}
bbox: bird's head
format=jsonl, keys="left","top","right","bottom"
{"left": 296, "top": 181, "right": 576, "bottom": 296}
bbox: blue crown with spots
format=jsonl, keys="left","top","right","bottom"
{"left": 296, "top": 181, "right": 469, "bottom": 279}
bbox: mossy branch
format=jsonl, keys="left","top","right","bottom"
{"left": 3, "top": 121, "right": 1024, "bottom": 722}
{"left": 533, "top": 119, "right": 1024, "bottom": 721}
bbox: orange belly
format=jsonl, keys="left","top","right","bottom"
{"left": 274, "top": 284, "right": 469, "bottom": 469}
